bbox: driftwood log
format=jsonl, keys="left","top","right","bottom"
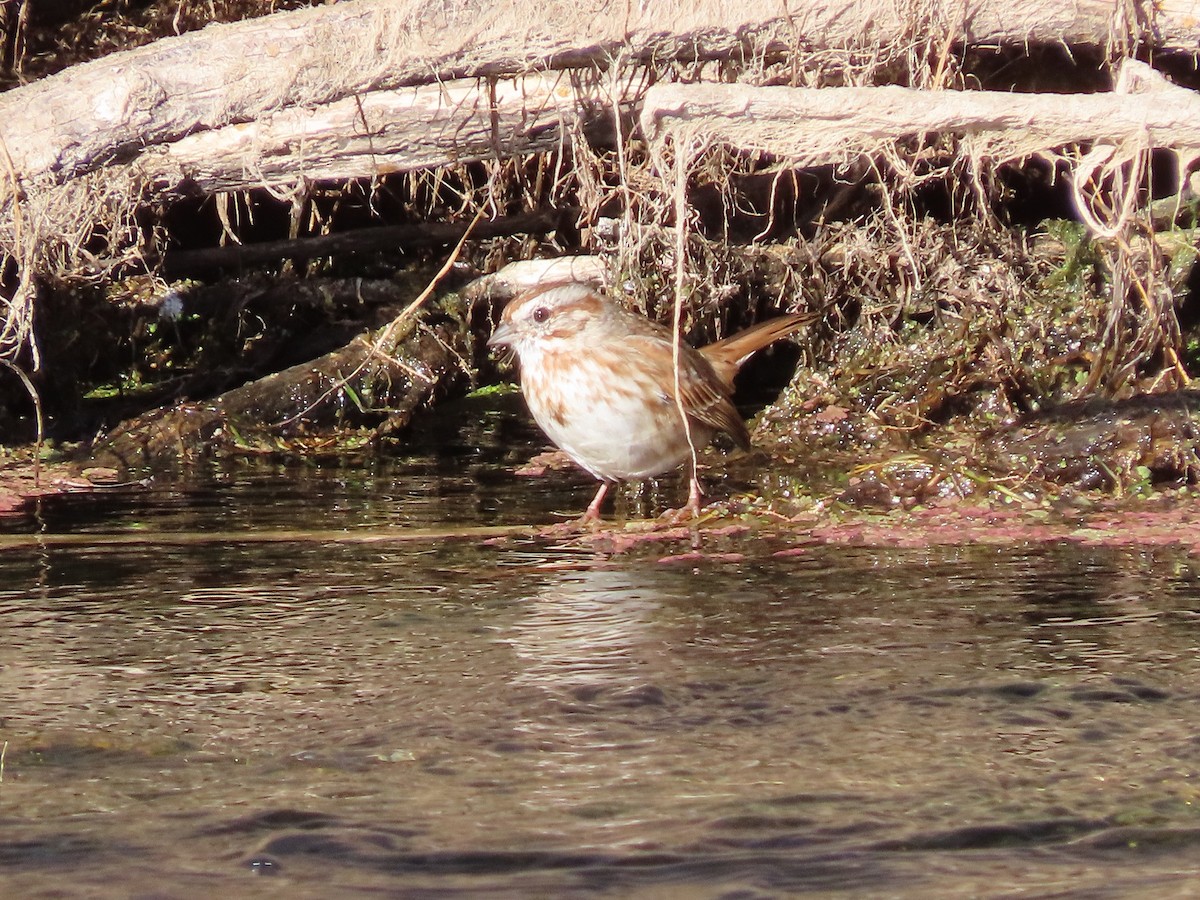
{"left": 4, "top": 1, "right": 1197, "bottom": 195}
{"left": 641, "top": 61, "right": 1200, "bottom": 170}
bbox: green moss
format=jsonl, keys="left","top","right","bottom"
{"left": 466, "top": 383, "right": 519, "bottom": 398}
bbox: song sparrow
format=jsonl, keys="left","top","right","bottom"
{"left": 488, "top": 280, "right": 812, "bottom": 520}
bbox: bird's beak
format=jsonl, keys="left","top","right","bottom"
{"left": 487, "top": 321, "right": 515, "bottom": 349}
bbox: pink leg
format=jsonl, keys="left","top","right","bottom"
{"left": 659, "top": 477, "right": 704, "bottom": 525}
{"left": 686, "top": 477, "right": 703, "bottom": 517}
{"left": 583, "top": 481, "right": 611, "bottom": 521}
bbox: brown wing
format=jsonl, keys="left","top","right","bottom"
{"left": 679, "top": 356, "right": 752, "bottom": 450}
{"left": 625, "top": 333, "right": 751, "bottom": 450}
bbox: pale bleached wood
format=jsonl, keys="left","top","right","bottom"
{"left": 1, "top": 0, "right": 1197, "bottom": 355}
{"left": 143, "top": 73, "right": 590, "bottom": 194}
{"left": 470, "top": 257, "right": 609, "bottom": 301}
{"left": 4, "top": 0, "right": 1198, "bottom": 189}
{"left": 640, "top": 59, "right": 1200, "bottom": 168}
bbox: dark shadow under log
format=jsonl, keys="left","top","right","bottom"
{"left": 162, "top": 208, "right": 579, "bottom": 276}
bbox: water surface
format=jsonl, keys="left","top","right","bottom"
{"left": 2, "top": 410, "right": 1200, "bottom": 897}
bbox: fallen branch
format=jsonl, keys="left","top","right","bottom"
{"left": 144, "top": 73, "right": 597, "bottom": 196}
{"left": 640, "top": 59, "right": 1200, "bottom": 171}
{"left": 90, "top": 304, "right": 468, "bottom": 467}
{"left": 464, "top": 256, "right": 608, "bottom": 303}
{"left": 11, "top": 0, "right": 1194, "bottom": 188}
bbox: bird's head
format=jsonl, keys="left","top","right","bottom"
{"left": 487, "top": 281, "right": 609, "bottom": 356}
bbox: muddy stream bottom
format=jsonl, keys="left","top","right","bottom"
{"left": 2, "top": 422, "right": 1200, "bottom": 897}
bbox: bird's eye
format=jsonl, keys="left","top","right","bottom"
{"left": 532, "top": 306, "right": 550, "bottom": 323}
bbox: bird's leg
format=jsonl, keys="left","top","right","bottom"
{"left": 583, "top": 480, "right": 611, "bottom": 521}
{"left": 686, "top": 476, "right": 703, "bottom": 517}
{"left": 656, "top": 476, "right": 704, "bottom": 527}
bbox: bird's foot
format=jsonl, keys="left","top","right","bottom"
{"left": 654, "top": 478, "right": 709, "bottom": 526}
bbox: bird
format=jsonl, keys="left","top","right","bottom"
{"left": 487, "top": 280, "right": 812, "bottom": 521}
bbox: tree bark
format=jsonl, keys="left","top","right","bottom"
{"left": 90, "top": 298, "right": 469, "bottom": 467}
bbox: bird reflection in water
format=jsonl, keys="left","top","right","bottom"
{"left": 503, "top": 567, "right": 684, "bottom": 694}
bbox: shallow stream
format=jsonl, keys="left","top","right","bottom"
{"left": 2, "top": 396, "right": 1200, "bottom": 898}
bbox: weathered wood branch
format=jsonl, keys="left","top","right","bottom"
{"left": 2, "top": 0, "right": 1198, "bottom": 373}
{"left": 4, "top": 0, "right": 1198, "bottom": 189}
{"left": 143, "top": 73, "right": 600, "bottom": 196}
{"left": 640, "top": 59, "right": 1200, "bottom": 169}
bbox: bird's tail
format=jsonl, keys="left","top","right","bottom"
{"left": 699, "top": 311, "right": 817, "bottom": 385}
